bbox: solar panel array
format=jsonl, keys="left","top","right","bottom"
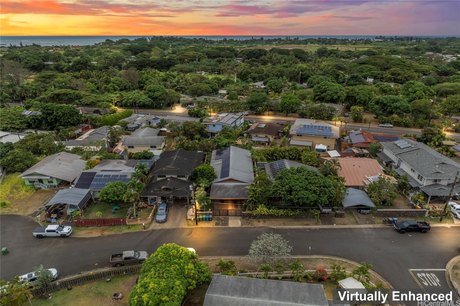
{"left": 296, "top": 124, "right": 333, "bottom": 137}
{"left": 89, "top": 173, "right": 131, "bottom": 190}
{"left": 220, "top": 149, "right": 231, "bottom": 178}
{"left": 268, "top": 160, "right": 287, "bottom": 178}
{"left": 394, "top": 139, "right": 412, "bottom": 149}
{"left": 74, "top": 172, "right": 97, "bottom": 189}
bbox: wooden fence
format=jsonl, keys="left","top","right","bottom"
{"left": 30, "top": 265, "right": 141, "bottom": 297}
{"left": 73, "top": 218, "right": 127, "bottom": 227}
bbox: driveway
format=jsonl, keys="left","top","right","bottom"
{"left": 149, "top": 202, "right": 187, "bottom": 229}
{"left": 1, "top": 214, "right": 459, "bottom": 297}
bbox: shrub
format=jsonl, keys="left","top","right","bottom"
{"left": 245, "top": 205, "right": 304, "bottom": 217}
{"left": 314, "top": 266, "right": 329, "bottom": 282}
{"left": 217, "top": 259, "right": 238, "bottom": 276}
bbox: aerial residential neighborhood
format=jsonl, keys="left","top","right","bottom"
{"left": 1, "top": 3, "right": 460, "bottom": 305}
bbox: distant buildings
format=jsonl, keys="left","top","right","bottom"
{"left": 246, "top": 122, "right": 285, "bottom": 145}
{"left": 64, "top": 126, "right": 109, "bottom": 151}
{"left": 289, "top": 119, "right": 340, "bottom": 151}
{"left": 121, "top": 128, "right": 165, "bottom": 155}
{"left": 121, "top": 114, "right": 162, "bottom": 131}
{"left": 203, "top": 112, "right": 246, "bottom": 134}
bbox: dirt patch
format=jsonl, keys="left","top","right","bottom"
{"left": 391, "top": 194, "right": 411, "bottom": 209}
{"left": 0, "top": 189, "right": 55, "bottom": 216}
{"left": 72, "top": 225, "right": 144, "bottom": 237}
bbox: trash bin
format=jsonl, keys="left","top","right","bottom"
{"left": 1, "top": 247, "right": 9, "bottom": 255}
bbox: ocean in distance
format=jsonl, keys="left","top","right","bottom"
{"left": 0, "top": 35, "right": 419, "bottom": 47}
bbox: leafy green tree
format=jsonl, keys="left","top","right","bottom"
{"left": 130, "top": 150, "right": 154, "bottom": 160}
{"left": 0, "top": 149, "right": 37, "bottom": 173}
{"left": 289, "top": 260, "right": 305, "bottom": 282}
{"left": 265, "top": 78, "right": 285, "bottom": 93}
{"left": 345, "top": 85, "right": 377, "bottom": 108}
{"left": 188, "top": 83, "right": 214, "bottom": 97}
{"left": 195, "top": 186, "right": 211, "bottom": 210}
{"left": 129, "top": 243, "right": 211, "bottom": 306}
{"left": 411, "top": 99, "right": 433, "bottom": 122}
{"left": 402, "top": 81, "right": 434, "bottom": 102}
{"left": 27, "top": 103, "right": 82, "bottom": 130}
{"left": 246, "top": 171, "right": 273, "bottom": 210}
{"left": 367, "top": 177, "right": 398, "bottom": 206}
{"left": 0, "top": 107, "right": 28, "bottom": 131}
{"left": 319, "top": 159, "right": 341, "bottom": 177}
{"left": 299, "top": 103, "right": 336, "bottom": 120}
{"left": 0, "top": 277, "right": 32, "bottom": 306}
{"left": 272, "top": 167, "right": 337, "bottom": 208}
{"left": 398, "top": 175, "right": 411, "bottom": 194}
{"left": 279, "top": 93, "right": 301, "bottom": 115}
{"left": 119, "top": 90, "right": 152, "bottom": 108}
{"left": 33, "top": 265, "right": 54, "bottom": 290}
{"left": 0, "top": 142, "right": 14, "bottom": 159}
{"left": 368, "top": 143, "right": 380, "bottom": 157}
{"left": 181, "top": 121, "right": 208, "bottom": 140}
{"left": 145, "top": 84, "right": 179, "bottom": 108}
{"left": 190, "top": 164, "right": 216, "bottom": 188}
{"left": 247, "top": 92, "right": 269, "bottom": 114}
{"left": 369, "top": 95, "right": 410, "bottom": 117}
{"left": 300, "top": 150, "right": 320, "bottom": 166}
{"left": 248, "top": 233, "right": 292, "bottom": 264}
{"left": 350, "top": 105, "right": 364, "bottom": 122}
{"left": 98, "top": 181, "right": 128, "bottom": 204}
{"left": 313, "top": 81, "right": 346, "bottom": 104}
{"left": 15, "top": 133, "right": 63, "bottom": 156}
{"left": 188, "top": 107, "right": 208, "bottom": 118}
{"left": 417, "top": 126, "right": 445, "bottom": 146}
{"left": 440, "top": 94, "right": 460, "bottom": 118}
{"left": 259, "top": 263, "right": 273, "bottom": 279}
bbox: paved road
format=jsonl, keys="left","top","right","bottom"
{"left": 1, "top": 215, "right": 459, "bottom": 294}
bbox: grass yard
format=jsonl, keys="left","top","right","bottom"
{"left": 83, "top": 202, "right": 129, "bottom": 218}
{"left": 0, "top": 173, "right": 54, "bottom": 215}
{"left": 32, "top": 274, "right": 137, "bottom": 306}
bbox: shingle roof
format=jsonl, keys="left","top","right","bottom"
{"left": 247, "top": 122, "right": 285, "bottom": 137}
{"left": 122, "top": 128, "right": 164, "bottom": 147}
{"left": 152, "top": 150, "right": 204, "bottom": 177}
{"left": 21, "top": 152, "right": 85, "bottom": 183}
{"left": 64, "top": 126, "right": 108, "bottom": 147}
{"left": 342, "top": 188, "right": 375, "bottom": 209}
{"left": 381, "top": 139, "right": 460, "bottom": 179}
{"left": 210, "top": 183, "right": 249, "bottom": 199}
{"left": 337, "top": 157, "right": 383, "bottom": 187}
{"left": 141, "top": 177, "right": 192, "bottom": 198}
{"left": 204, "top": 275, "right": 329, "bottom": 306}
{"left": 211, "top": 146, "right": 254, "bottom": 184}
{"left": 264, "top": 159, "right": 318, "bottom": 180}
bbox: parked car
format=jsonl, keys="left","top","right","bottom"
{"left": 393, "top": 220, "right": 431, "bottom": 233}
{"left": 110, "top": 250, "right": 148, "bottom": 267}
{"left": 32, "top": 224, "right": 72, "bottom": 238}
{"left": 378, "top": 123, "right": 394, "bottom": 128}
{"left": 155, "top": 202, "right": 168, "bottom": 223}
{"left": 449, "top": 201, "right": 460, "bottom": 219}
{"left": 19, "top": 268, "right": 58, "bottom": 288}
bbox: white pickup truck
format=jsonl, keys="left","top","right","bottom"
{"left": 32, "top": 224, "right": 73, "bottom": 238}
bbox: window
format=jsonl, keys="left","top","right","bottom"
{"left": 433, "top": 179, "right": 440, "bottom": 183}
{"left": 410, "top": 168, "right": 415, "bottom": 173}
{"left": 150, "top": 146, "right": 156, "bottom": 148}
{"left": 417, "top": 174, "right": 423, "bottom": 181}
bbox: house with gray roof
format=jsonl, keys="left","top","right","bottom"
{"left": 380, "top": 138, "right": 460, "bottom": 201}
{"left": 210, "top": 146, "right": 254, "bottom": 215}
{"left": 64, "top": 126, "right": 108, "bottom": 151}
{"left": 45, "top": 188, "right": 92, "bottom": 215}
{"left": 203, "top": 112, "right": 246, "bottom": 134}
{"left": 122, "top": 127, "right": 165, "bottom": 155}
{"left": 342, "top": 188, "right": 375, "bottom": 210}
{"left": 264, "top": 159, "right": 318, "bottom": 180}
{"left": 21, "top": 152, "right": 85, "bottom": 189}
{"left": 0, "top": 131, "right": 26, "bottom": 144}
{"left": 204, "top": 275, "right": 329, "bottom": 306}
{"left": 141, "top": 150, "right": 204, "bottom": 203}
{"left": 289, "top": 119, "right": 340, "bottom": 151}
{"left": 121, "top": 114, "right": 162, "bottom": 131}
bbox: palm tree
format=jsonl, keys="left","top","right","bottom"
{"left": 124, "top": 178, "right": 143, "bottom": 218}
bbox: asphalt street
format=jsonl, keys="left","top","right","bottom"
{"left": 1, "top": 215, "right": 459, "bottom": 294}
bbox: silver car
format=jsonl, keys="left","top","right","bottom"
{"left": 19, "top": 268, "right": 58, "bottom": 287}
{"left": 155, "top": 202, "right": 168, "bottom": 223}
{"left": 449, "top": 201, "right": 460, "bottom": 219}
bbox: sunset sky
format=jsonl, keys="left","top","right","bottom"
{"left": 1, "top": 0, "right": 459, "bottom": 36}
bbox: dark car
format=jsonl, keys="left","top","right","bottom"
{"left": 155, "top": 202, "right": 168, "bottom": 223}
{"left": 393, "top": 220, "right": 430, "bottom": 233}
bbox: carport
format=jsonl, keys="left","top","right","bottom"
{"left": 342, "top": 188, "right": 375, "bottom": 210}
{"left": 45, "top": 188, "right": 92, "bottom": 218}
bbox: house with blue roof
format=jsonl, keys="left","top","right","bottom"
{"left": 289, "top": 119, "right": 340, "bottom": 151}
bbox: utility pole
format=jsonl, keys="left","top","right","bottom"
{"left": 440, "top": 170, "right": 459, "bottom": 222}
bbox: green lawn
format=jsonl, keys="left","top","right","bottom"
{"left": 83, "top": 202, "right": 129, "bottom": 218}
{"left": 32, "top": 274, "right": 137, "bottom": 306}
{"left": 0, "top": 173, "right": 34, "bottom": 204}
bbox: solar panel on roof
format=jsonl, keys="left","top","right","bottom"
{"left": 75, "top": 172, "right": 97, "bottom": 189}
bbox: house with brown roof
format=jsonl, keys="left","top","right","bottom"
{"left": 246, "top": 122, "right": 285, "bottom": 144}
{"left": 336, "top": 157, "right": 383, "bottom": 188}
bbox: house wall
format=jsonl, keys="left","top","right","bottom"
{"left": 291, "top": 135, "right": 337, "bottom": 150}
{"left": 206, "top": 123, "right": 223, "bottom": 134}
{"left": 212, "top": 200, "right": 245, "bottom": 216}
{"left": 23, "top": 176, "right": 61, "bottom": 189}
{"left": 125, "top": 143, "right": 165, "bottom": 153}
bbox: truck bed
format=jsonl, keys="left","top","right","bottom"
{"left": 33, "top": 227, "right": 46, "bottom": 233}
{"left": 109, "top": 254, "right": 124, "bottom": 262}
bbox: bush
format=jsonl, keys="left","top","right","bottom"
{"left": 129, "top": 244, "right": 211, "bottom": 306}
{"left": 245, "top": 205, "right": 304, "bottom": 217}
{"left": 314, "top": 266, "right": 329, "bottom": 282}
{"left": 99, "top": 110, "right": 133, "bottom": 126}
{"left": 217, "top": 259, "right": 238, "bottom": 276}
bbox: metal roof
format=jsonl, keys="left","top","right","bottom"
{"left": 45, "top": 188, "right": 91, "bottom": 209}
{"left": 204, "top": 275, "right": 329, "bottom": 306}
{"left": 211, "top": 146, "right": 254, "bottom": 184}
{"left": 21, "top": 152, "right": 85, "bottom": 183}
{"left": 210, "top": 183, "right": 249, "bottom": 199}
{"left": 342, "top": 188, "right": 375, "bottom": 209}
{"left": 289, "top": 119, "right": 339, "bottom": 139}
{"left": 152, "top": 150, "right": 204, "bottom": 177}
